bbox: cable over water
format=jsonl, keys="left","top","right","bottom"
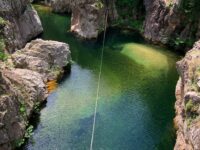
{"left": 89, "top": 8, "right": 109, "bottom": 150}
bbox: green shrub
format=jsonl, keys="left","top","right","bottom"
{"left": 0, "top": 39, "right": 7, "bottom": 61}
{"left": 94, "top": 0, "right": 104, "bottom": 9}
{"left": 185, "top": 100, "right": 194, "bottom": 112}
{"left": 116, "top": 0, "right": 144, "bottom": 18}
{"left": 0, "top": 17, "right": 6, "bottom": 26}
{"left": 180, "top": 0, "right": 200, "bottom": 21}
{"left": 14, "top": 138, "right": 25, "bottom": 147}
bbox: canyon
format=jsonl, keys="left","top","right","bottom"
{"left": 0, "top": 0, "right": 200, "bottom": 149}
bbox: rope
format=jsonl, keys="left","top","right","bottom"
{"left": 89, "top": 8, "right": 108, "bottom": 150}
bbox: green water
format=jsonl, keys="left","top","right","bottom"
{"left": 24, "top": 5, "right": 181, "bottom": 150}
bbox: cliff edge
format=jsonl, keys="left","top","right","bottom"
{"left": 175, "top": 40, "right": 200, "bottom": 150}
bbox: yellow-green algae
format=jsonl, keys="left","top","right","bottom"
{"left": 121, "top": 43, "right": 168, "bottom": 70}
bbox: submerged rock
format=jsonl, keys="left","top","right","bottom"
{"left": 174, "top": 39, "right": 200, "bottom": 150}
{"left": 0, "top": 0, "right": 43, "bottom": 53}
{"left": 0, "top": 39, "right": 71, "bottom": 149}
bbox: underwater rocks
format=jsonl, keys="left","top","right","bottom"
{"left": 0, "top": 39, "right": 71, "bottom": 149}
{"left": 0, "top": 0, "right": 43, "bottom": 53}
{"left": 174, "top": 40, "right": 200, "bottom": 150}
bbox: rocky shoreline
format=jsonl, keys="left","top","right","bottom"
{"left": 174, "top": 40, "right": 200, "bottom": 150}
{"left": 0, "top": 0, "right": 200, "bottom": 149}
{"left": 0, "top": 39, "right": 71, "bottom": 149}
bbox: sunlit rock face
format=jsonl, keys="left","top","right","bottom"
{"left": 0, "top": 0, "right": 43, "bottom": 53}
{"left": 143, "top": 0, "right": 181, "bottom": 44}
{"left": 51, "top": 0, "right": 118, "bottom": 39}
{"left": 0, "top": 68, "right": 47, "bottom": 150}
{"left": 174, "top": 40, "right": 200, "bottom": 150}
{"left": 70, "top": 1, "right": 105, "bottom": 39}
{"left": 0, "top": 39, "right": 71, "bottom": 149}
{"left": 143, "top": 0, "right": 200, "bottom": 47}
{"left": 12, "top": 39, "right": 71, "bottom": 80}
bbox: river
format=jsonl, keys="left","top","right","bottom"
{"left": 23, "top": 5, "right": 180, "bottom": 150}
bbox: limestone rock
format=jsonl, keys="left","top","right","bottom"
{"left": 0, "top": 68, "right": 47, "bottom": 150}
{"left": 50, "top": 0, "right": 118, "bottom": 39}
{"left": 0, "top": 39, "right": 71, "bottom": 149}
{"left": 143, "top": 0, "right": 180, "bottom": 44}
{"left": 174, "top": 39, "right": 200, "bottom": 150}
{"left": 71, "top": 2, "right": 104, "bottom": 39}
{"left": 0, "top": 0, "right": 43, "bottom": 53}
{"left": 12, "top": 39, "right": 71, "bottom": 80}
{"left": 143, "top": 0, "right": 199, "bottom": 46}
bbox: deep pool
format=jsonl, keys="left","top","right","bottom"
{"left": 24, "top": 5, "right": 181, "bottom": 150}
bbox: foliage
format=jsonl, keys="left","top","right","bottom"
{"left": 169, "top": 37, "right": 196, "bottom": 49}
{"left": 14, "top": 138, "right": 25, "bottom": 148}
{"left": 0, "top": 17, "right": 6, "bottom": 26}
{"left": 34, "top": 102, "right": 40, "bottom": 112}
{"left": 25, "top": 125, "right": 34, "bottom": 138}
{"left": 116, "top": 0, "right": 141, "bottom": 8}
{"left": 94, "top": 0, "right": 104, "bottom": 9}
{"left": 180, "top": 0, "right": 200, "bottom": 21}
{"left": 112, "top": 18, "right": 144, "bottom": 33}
{"left": 185, "top": 100, "right": 194, "bottom": 112}
{"left": 19, "top": 101, "right": 27, "bottom": 118}
{"left": 14, "top": 125, "right": 34, "bottom": 147}
{"left": 129, "top": 20, "right": 144, "bottom": 32}
{"left": 0, "top": 39, "right": 7, "bottom": 61}
{"left": 116, "top": 0, "right": 144, "bottom": 18}
{"left": 114, "top": 0, "right": 145, "bottom": 33}
{"left": 174, "top": 37, "right": 185, "bottom": 46}
{"left": 0, "top": 17, "right": 7, "bottom": 61}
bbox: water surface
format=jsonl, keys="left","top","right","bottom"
{"left": 24, "top": 5, "right": 180, "bottom": 150}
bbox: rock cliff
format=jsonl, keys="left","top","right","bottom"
{"left": 51, "top": 0, "right": 118, "bottom": 39}
{"left": 143, "top": 0, "right": 200, "bottom": 49}
{"left": 174, "top": 40, "right": 200, "bottom": 150}
{"left": 0, "top": 0, "right": 43, "bottom": 53}
{"left": 0, "top": 39, "right": 71, "bottom": 149}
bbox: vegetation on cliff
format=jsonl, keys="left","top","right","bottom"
{"left": 114, "top": 0, "right": 144, "bottom": 32}
{"left": 0, "top": 17, "right": 7, "bottom": 61}
{"left": 168, "top": 0, "right": 200, "bottom": 50}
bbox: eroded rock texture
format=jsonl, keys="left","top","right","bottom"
{"left": 0, "top": 0, "right": 43, "bottom": 53}
{"left": 51, "top": 0, "right": 118, "bottom": 39}
{"left": 12, "top": 39, "right": 71, "bottom": 80}
{"left": 143, "top": 0, "right": 200, "bottom": 46}
{"left": 0, "top": 39, "right": 71, "bottom": 149}
{"left": 174, "top": 40, "right": 200, "bottom": 150}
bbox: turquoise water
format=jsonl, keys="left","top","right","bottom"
{"left": 24, "top": 5, "right": 180, "bottom": 150}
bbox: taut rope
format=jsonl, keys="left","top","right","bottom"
{"left": 89, "top": 8, "right": 109, "bottom": 150}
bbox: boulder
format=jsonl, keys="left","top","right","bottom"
{"left": 50, "top": 0, "right": 118, "bottom": 39}
{"left": 0, "top": 0, "right": 43, "bottom": 53}
{"left": 0, "top": 39, "right": 71, "bottom": 149}
{"left": 12, "top": 39, "right": 71, "bottom": 80}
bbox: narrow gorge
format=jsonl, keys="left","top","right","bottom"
{"left": 0, "top": 0, "right": 200, "bottom": 150}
